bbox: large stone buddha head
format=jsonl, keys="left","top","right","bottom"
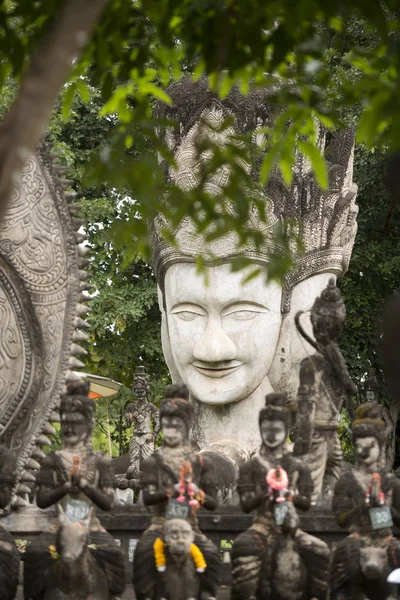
{"left": 152, "top": 77, "right": 358, "bottom": 453}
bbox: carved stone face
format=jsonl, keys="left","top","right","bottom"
{"left": 162, "top": 415, "right": 187, "bottom": 447}
{"left": 355, "top": 436, "right": 381, "bottom": 466}
{"left": 164, "top": 518, "right": 194, "bottom": 557}
{"left": 61, "top": 411, "right": 89, "bottom": 446}
{"left": 260, "top": 419, "right": 287, "bottom": 449}
{"left": 163, "top": 263, "right": 282, "bottom": 405}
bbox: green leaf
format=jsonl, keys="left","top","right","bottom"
{"left": 62, "top": 84, "right": 76, "bottom": 121}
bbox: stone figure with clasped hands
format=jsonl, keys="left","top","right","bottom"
{"left": 133, "top": 384, "right": 220, "bottom": 600}
{"left": 231, "top": 393, "right": 330, "bottom": 600}
{"left": 331, "top": 402, "right": 400, "bottom": 600}
{"left": 24, "top": 381, "right": 125, "bottom": 600}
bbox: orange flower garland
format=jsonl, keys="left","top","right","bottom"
{"left": 153, "top": 537, "right": 207, "bottom": 572}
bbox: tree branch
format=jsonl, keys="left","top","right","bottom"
{"left": 0, "top": 0, "right": 108, "bottom": 221}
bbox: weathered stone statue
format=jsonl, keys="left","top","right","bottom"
{"left": 331, "top": 402, "right": 400, "bottom": 600}
{"left": 0, "top": 445, "right": 20, "bottom": 600}
{"left": 293, "top": 278, "right": 357, "bottom": 503}
{"left": 24, "top": 381, "right": 125, "bottom": 600}
{"left": 231, "top": 393, "right": 330, "bottom": 600}
{"left": 153, "top": 517, "right": 209, "bottom": 600}
{"left": 152, "top": 76, "right": 358, "bottom": 454}
{"left": 115, "top": 476, "right": 134, "bottom": 505}
{"left": 125, "top": 366, "right": 160, "bottom": 485}
{"left": 133, "top": 384, "right": 220, "bottom": 600}
{"left": 0, "top": 142, "right": 90, "bottom": 505}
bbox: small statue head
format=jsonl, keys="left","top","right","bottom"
{"left": 132, "top": 365, "right": 150, "bottom": 402}
{"left": 118, "top": 477, "right": 129, "bottom": 490}
{"left": 259, "top": 393, "right": 290, "bottom": 449}
{"left": 164, "top": 518, "right": 194, "bottom": 557}
{"left": 310, "top": 278, "right": 346, "bottom": 346}
{"left": 159, "top": 384, "right": 193, "bottom": 447}
{"left": 60, "top": 381, "right": 95, "bottom": 445}
{"left": 352, "top": 402, "right": 386, "bottom": 467}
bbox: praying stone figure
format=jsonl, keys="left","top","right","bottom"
{"left": 231, "top": 393, "right": 330, "bottom": 600}
{"left": 331, "top": 403, "right": 400, "bottom": 600}
{"left": 133, "top": 384, "right": 220, "bottom": 600}
{"left": 293, "top": 278, "right": 357, "bottom": 504}
{"left": 125, "top": 366, "right": 160, "bottom": 484}
{"left": 0, "top": 445, "right": 20, "bottom": 600}
{"left": 152, "top": 76, "right": 358, "bottom": 454}
{"left": 24, "top": 381, "right": 125, "bottom": 600}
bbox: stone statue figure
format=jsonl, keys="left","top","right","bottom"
{"left": 293, "top": 278, "right": 357, "bottom": 504}
{"left": 231, "top": 393, "right": 330, "bottom": 600}
{"left": 0, "top": 142, "right": 90, "bottom": 506}
{"left": 152, "top": 76, "right": 358, "bottom": 454}
{"left": 115, "top": 477, "right": 134, "bottom": 505}
{"left": 133, "top": 384, "right": 220, "bottom": 600}
{"left": 125, "top": 366, "right": 160, "bottom": 485}
{"left": 330, "top": 402, "right": 400, "bottom": 600}
{"left": 24, "top": 381, "right": 125, "bottom": 600}
{"left": 154, "top": 517, "right": 205, "bottom": 600}
{"left": 0, "top": 445, "right": 20, "bottom": 600}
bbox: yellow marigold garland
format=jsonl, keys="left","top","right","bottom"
{"left": 190, "top": 543, "right": 207, "bottom": 572}
{"left": 154, "top": 537, "right": 166, "bottom": 572}
{"left": 153, "top": 537, "right": 207, "bottom": 572}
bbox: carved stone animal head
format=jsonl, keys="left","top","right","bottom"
{"left": 360, "top": 546, "right": 388, "bottom": 580}
{"left": 164, "top": 518, "right": 194, "bottom": 558}
{"left": 57, "top": 505, "right": 93, "bottom": 563}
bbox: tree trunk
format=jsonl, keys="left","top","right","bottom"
{"left": 0, "top": 0, "right": 108, "bottom": 221}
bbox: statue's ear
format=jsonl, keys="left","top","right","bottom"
{"left": 81, "top": 506, "right": 94, "bottom": 532}
{"left": 58, "top": 504, "right": 69, "bottom": 526}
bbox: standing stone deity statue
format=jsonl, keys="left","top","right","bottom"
{"left": 152, "top": 76, "right": 358, "bottom": 454}
{"left": 293, "top": 277, "right": 357, "bottom": 503}
{"left": 231, "top": 393, "right": 330, "bottom": 600}
{"left": 24, "top": 381, "right": 125, "bottom": 600}
{"left": 0, "top": 445, "right": 20, "bottom": 600}
{"left": 331, "top": 403, "right": 400, "bottom": 600}
{"left": 133, "top": 384, "right": 220, "bottom": 600}
{"left": 124, "top": 366, "right": 160, "bottom": 485}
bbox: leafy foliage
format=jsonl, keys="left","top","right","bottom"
{"left": 0, "top": 1, "right": 399, "bottom": 275}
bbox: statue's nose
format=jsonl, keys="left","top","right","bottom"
{"left": 193, "top": 318, "right": 236, "bottom": 363}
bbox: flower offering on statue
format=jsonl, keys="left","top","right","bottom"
{"left": 266, "top": 467, "right": 289, "bottom": 503}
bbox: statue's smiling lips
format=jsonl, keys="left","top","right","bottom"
{"left": 192, "top": 362, "right": 243, "bottom": 378}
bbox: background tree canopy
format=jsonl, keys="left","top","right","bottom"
{"left": 0, "top": 1, "right": 399, "bottom": 458}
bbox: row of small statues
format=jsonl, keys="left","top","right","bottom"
{"left": 0, "top": 380, "right": 399, "bottom": 599}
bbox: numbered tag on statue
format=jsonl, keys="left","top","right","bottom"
{"left": 64, "top": 499, "right": 90, "bottom": 522}
{"left": 369, "top": 506, "right": 393, "bottom": 530}
{"left": 165, "top": 499, "right": 190, "bottom": 520}
{"left": 274, "top": 501, "right": 289, "bottom": 526}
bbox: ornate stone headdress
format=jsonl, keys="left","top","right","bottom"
{"left": 259, "top": 393, "right": 291, "bottom": 429}
{"left": 159, "top": 384, "right": 194, "bottom": 432}
{"left": 352, "top": 402, "right": 386, "bottom": 447}
{"left": 152, "top": 76, "right": 358, "bottom": 312}
{"left": 60, "top": 381, "right": 95, "bottom": 426}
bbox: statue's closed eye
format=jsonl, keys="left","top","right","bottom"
{"left": 171, "top": 304, "right": 206, "bottom": 321}
{"left": 173, "top": 311, "right": 203, "bottom": 321}
{"left": 223, "top": 310, "right": 260, "bottom": 321}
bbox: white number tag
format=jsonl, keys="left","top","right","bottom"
{"left": 369, "top": 506, "right": 393, "bottom": 530}
{"left": 274, "top": 501, "right": 289, "bottom": 526}
{"left": 165, "top": 499, "right": 190, "bottom": 520}
{"left": 64, "top": 499, "right": 90, "bottom": 522}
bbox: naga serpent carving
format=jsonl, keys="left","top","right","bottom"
{"left": 0, "top": 141, "right": 89, "bottom": 506}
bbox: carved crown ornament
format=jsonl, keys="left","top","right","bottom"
{"left": 0, "top": 141, "right": 90, "bottom": 507}
{"left": 151, "top": 76, "right": 358, "bottom": 312}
